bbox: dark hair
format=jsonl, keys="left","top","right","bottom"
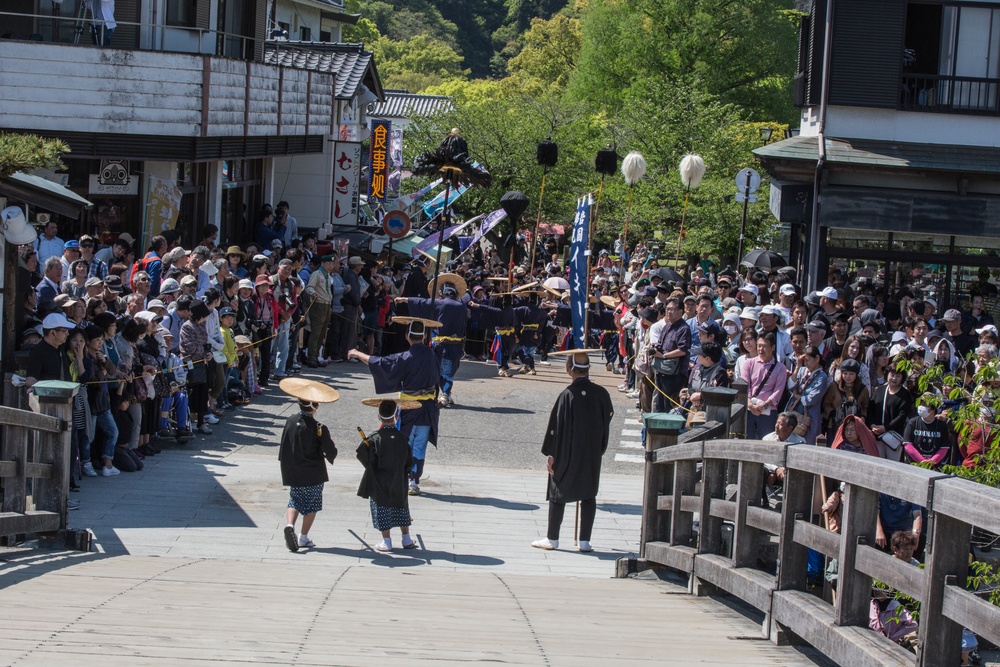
{"left": 802, "top": 344, "right": 823, "bottom": 360}
{"left": 200, "top": 224, "right": 218, "bottom": 240}
{"left": 778, "top": 411, "right": 799, "bottom": 429}
{"left": 738, "top": 327, "right": 759, "bottom": 356}
{"left": 94, "top": 311, "right": 117, "bottom": 332}
{"left": 890, "top": 530, "right": 919, "bottom": 554}
{"left": 66, "top": 328, "right": 86, "bottom": 346}
{"left": 223, "top": 275, "right": 239, "bottom": 293}
{"left": 665, "top": 296, "right": 683, "bottom": 311}
{"left": 150, "top": 235, "right": 167, "bottom": 252}
{"left": 697, "top": 294, "right": 714, "bottom": 307}
{"left": 286, "top": 248, "right": 303, "bottom": 264}
{"left": 699, "top": 341, "right": 723, "bottom": 364}
{"left": 789, "top": 326, "right": 807, "bottom": 340}
{"left": 121, "top": 318, "right": 145, "bottom": 343}
{"left": 758, "top": 331, "right": 777, "bottom": 349}
{"left": 202, "top": 288, "right": 221, "bottom": 306}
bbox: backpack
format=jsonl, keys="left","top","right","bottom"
{"left": 226, "top": 377, "right": 249, "bottom": 405}
{"left": 834, "top": 398, "right": 861, "bottom": 428}
{"left": 129, "top": 252, "right": 159, "bottom": 289}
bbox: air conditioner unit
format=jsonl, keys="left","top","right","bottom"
{"left": 36, "top": 213, "right": 50, "bottom": 224}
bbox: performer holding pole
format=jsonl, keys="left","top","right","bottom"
{"left": 532, "top": 350, "right": 614, "bottom": 552}
{"left": 357, "top": 399, "right": 420, "bottom": 552}
{"left": 277, "top": 378, "right": 339, "bottom": 552}
{"left": 348, "top": 317, "right": 441, "bottom": 496}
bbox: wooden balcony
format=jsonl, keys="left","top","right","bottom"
{"left": 0, "top": 41, "right": 335, "bottom": 140}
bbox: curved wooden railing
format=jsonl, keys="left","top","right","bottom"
{"left": 636, "top": 387, "right": 1000, "bottom": 667}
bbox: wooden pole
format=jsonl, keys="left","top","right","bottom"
{"left": 622, "top": 184, "right": 634, "bottom": 260}
{"left": 428, "top": 180, "right": 452, "bottom": 314}
{"left": 583, "top": 179, "right": 604, "bottom": 346}
{"left": 674, "top": 185, "right": 691, "bottom": 266}
{"left": 529, "top": 168, "right": 547, "bottom": 276}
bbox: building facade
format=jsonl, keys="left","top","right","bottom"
{"left": 755, "top": 0, "right": 1000, "bottom": 312}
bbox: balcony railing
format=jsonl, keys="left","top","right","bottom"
{"left": 0, "top": 10, "right": 259, "bottom": 60}
{"left": 901, "top": 73, "right": 1000, "bottom": 115}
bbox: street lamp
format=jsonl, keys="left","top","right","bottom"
{"left": 759, "top": 127, "right": 773, "bottom": 143}
{"left": 784, "top": 129, "right": 800, "bottom": 139}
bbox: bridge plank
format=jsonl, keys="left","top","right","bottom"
{"left": 652, "top": 441, "right": 703, "bottom": 464}
{"left": 0, "top": 511, "right": 60, "bottom": 535}
{"left": 745, "top": 505, "right": 781, "bottom": 536}
{"left": 644, "top": 542, "right": 695, "bottom": 573}
{"left": 793, "top": 519, "right": 839, "bottom": 559}
{"left": 854, "top": 544, "right": 924, "bottom": 602}
{"left": 0, "top": 406, "right": 63, "bottom": 433}
{"left": 703, "top": 439, "right": 786, "bottom": 467}
{"left": 941, "top": 585, "right": 1000, "bottom": 648}
{"left": 708, "top": 499, "right": 735, "bottom": 522}
{"left": 694, "top": 553, "right": 775, "bottom": 613}
{"left": 932, "top": 477, "right": 1000, "bottom": 536}
{"left": 772, "top": 590, "right": 913, "bottom": 667}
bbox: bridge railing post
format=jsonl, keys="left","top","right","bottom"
{"left": 917, "top": 512, "right": 970, "bottom": 667}
{"left": 639, "top": 413, "right": 686, "bottom": 559}
{"left": 30, "top": 381, "right": 78, "bottom": 528}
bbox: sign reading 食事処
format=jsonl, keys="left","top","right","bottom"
{"left": 368, "top": 120, "right": 391, "bottom": 204}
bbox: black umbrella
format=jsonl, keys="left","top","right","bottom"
{"left": 653, "top": 267, "right": 683, "bottom": 283}
{"left": 740, "top": 249, "right": 787, "bottom": 270}
{"left": 500, "top": 190, "right": 530, "bottom": 222}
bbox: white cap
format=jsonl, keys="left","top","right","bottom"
{"left": 134, "top": 310, "right": 163, "bottom": 323}
{"left": 779, "top": 284, "right": 797, "bottom": 296}
{"left": 759, "top": 305, "right": 780, "bottom": 316}
{"left": 238, "top": 278, "right": 254, "bottom": 290}
{"left": 891, "top": 331, "right": 908, "bottom": 343}
{"left": 820, "top": 286, "right": 839, "bottom": 299}
{"left": 925, "top": 297, "right": 937, "bottom": 308}
{"left": 977, "top": 324, "right": 999, "bottom": 336}
{"left": 737, "top": 284, "right": 759, "bottom": 297}
{"left": 42, "top": 313, "right": 74, "bottom": 330}
{"left": 739, "top": 307, "right": 759, "bottom": 321}
{"left": 147, "top": 299, "right": 167, "bottom": 311}
{"left": 201, "top": 262, "right": 219, "bottom": 277}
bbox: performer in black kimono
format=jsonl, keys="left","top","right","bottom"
{"left": 532, "top": 351, "right": 614, "bottom": 552}
{"left": 357, "top": 399, "right": 416, "bottom": 552}
{"left": 399, "top": 274, "right": 468, "bottom": 407}
{"left": 277, "top": 378, "right": 340, "bottom": 552}
{"left": 348, "top": 318, "right": 441, "bottom": 495}
{"left": 513, "top": 291, "right": 549, "bottom": 375}
{"left": 471, "top": 291, "right": 516, "bottom": 377}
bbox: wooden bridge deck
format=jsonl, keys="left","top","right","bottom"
{"left": 0, "top": 550, "right": 823, "bottom": 666}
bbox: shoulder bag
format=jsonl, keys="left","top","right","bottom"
{"left": 877, "top": 387, "right": 904, "bottom": 460}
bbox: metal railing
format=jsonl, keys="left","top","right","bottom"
{"left": 634, "top": 386, "right": 1000, "bottom": 667}
{"left": 0, "top": 10, "right": 261, "bottom": 60}
{"left": 901, "top": 73, "right": 1000, "bottom": 115}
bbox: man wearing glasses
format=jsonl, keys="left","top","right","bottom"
{"left": 25, "top": 314, "right": 74, "bottom": 389}
{"left": 651, "top": 297, "right": 691, "bottom": 412}
{"left": 78, "top": 235, "right": 108, "bottom": 279}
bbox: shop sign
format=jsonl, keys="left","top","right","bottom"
{"left": 332, "top": 142, "right": 362, "bottom": 227}
{"left": 89, "top": 160, "right": 138, "bottom": 195}
{"left": 368, "top": 119, "right": 391, "bottom": 203}
{"left": 144, "top": 176, "right": 182, "bottom": 244}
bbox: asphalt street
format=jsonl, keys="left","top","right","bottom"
{"left": 227, "top": 352, "right": 644, "bottom": 477}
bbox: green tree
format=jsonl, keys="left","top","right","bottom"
{"left": 507, "top": 13, "right": 582, "bottom": 90}
{"left": 373, "top": 34, "right": 469, "bottom": 92}
{"left": 0, "top": 133, "right": 68, "bottom": 180}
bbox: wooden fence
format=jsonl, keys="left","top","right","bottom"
{"left": 0, "top": 383, "right": 83, "bottom": 548}
{"left": 636, "top": 386, "right": 1000, "bottom": 667}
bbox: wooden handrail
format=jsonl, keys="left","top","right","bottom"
{"left": 636, "top": 384, "right": 1000, "bottom": 667}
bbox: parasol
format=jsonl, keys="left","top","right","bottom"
{"left": 739, "top": 249, "right": 787, "bottom": 270}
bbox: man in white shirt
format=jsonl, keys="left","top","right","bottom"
{"left": 60, "top": 240, "right": 81, "bottom": 281}
{"left": 278, "top": 201, "right": 299, "bottom": 247}
{"left": 35, "top": 221, "right": 64, "bottom": 265}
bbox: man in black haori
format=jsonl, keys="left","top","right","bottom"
{"left": 532, "top": 350, "right": 614, "bottom": 553}
{"left": 357, "top": 399, "right": 417, "bottom": 552}
{"left": 277, "top": 378, "right": 339, "bottom": 552}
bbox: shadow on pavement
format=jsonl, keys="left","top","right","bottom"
{"left": 449, "top": 405, "right": 534, "bottom": 415}
{"left": 418, "top": 492, "right": 539, "bottom": 511}
{"left": 597, "top": 502, "right": 642, "bottom": 516}
{"left": 0, "top": 548, "right": 106, "bottom": 588}
{"left": 310, "top": 544, "right": 505, "bottom": 568}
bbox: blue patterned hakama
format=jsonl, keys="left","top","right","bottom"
{"left": 370, "top": 499, "right": 411, "bottom": 531}
{"left": 288, "top": 483, "right": 324, "bottom": 515}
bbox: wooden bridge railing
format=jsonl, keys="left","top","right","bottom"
{"left": 636, "top": 387, "right": 1000, "bottom": 667}
{"left": 0, "top": 381, "right": 82, "bottom": 547}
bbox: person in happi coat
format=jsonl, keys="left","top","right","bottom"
{"left": 532, "top": 350, "right": 615, "bottom": 553}
{"left": 357, "top": 399, "right": 416, "bottom": 552}
{"left": 348, "top": 318, "right": 441, "bottom": 496}
{"left": 397, "top": 273, "right": 468, "bottom": 407}
{"left": 470, "top": 290, "right": 517, "bottom": 377}
{"left": 512, "top": 290, "right": 549, "bottom": 375}
{"left": 277, "top": 378, "right": 339, "bottom": 552}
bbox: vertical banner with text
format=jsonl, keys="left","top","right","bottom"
{"left": 368, "top": 119, "right": 391, "bottom": 204}
{"left": 569, "top": 194, "right": 592, "bottom": 349}
{"left": 388, "top": 128, "right": 403, "bottom": 200}
{"left": 332, "top": 142, "right": 362, "bottom": 227}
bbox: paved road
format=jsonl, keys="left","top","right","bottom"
{"left": 226, "top": 354, "right": 645, "bottom": 476}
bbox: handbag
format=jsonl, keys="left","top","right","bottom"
{"left": 877, "top": 388, "right": 904, "bottom": 460}
{"left": 187, "top": 359, "right": 208, "bottom": 386}
{"left": 651, "top": 356, "right": 680, "bottom": 376}
{"left": 787, "top": 395, "right": 811, "bottom": 436}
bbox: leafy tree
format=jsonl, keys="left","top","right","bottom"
{"left": 373, "top": 34, "right": 469, "bottom": 92}
{"left": 507, "top": 13, "right": 582, "bottom": 90}
{"left": 0, "top": 133, "right": 68, "bottom": 180}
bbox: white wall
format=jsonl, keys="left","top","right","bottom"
{"left": 271, "top": 140, "right": 334, "bottom": 231}
{"left": 800, "top": 105, "right": 1000, "bottom": 148}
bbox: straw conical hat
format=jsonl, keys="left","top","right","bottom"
{"left": 390, "top": 316, "right": 443, "bottom": 328}
{"left": 600, "top": 295, "right": 618, "bottom": 308}
{"left": 427, "top": 272, "right": 468, "bottom": 298}
{"left": 279, "top": 378, "right": 340, "bottom": 403}
{"left": 548, "top": 348, "right": 606, "bottom": 356}
{"left": 361, "top": 398, "right": 422, "bottom": 410}
{"left": 512, "top": 281, "right": 540, "bottom": 293}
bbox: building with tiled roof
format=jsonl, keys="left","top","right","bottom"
{"left": 368, "top": 90, "right": 453, "bottom": 127}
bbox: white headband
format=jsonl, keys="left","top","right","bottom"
{"left": 571, "top": 355, "right": 590, "bottom": 369}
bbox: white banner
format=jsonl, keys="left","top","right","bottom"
{"left": 332, "top": 142, "right": 362, "bottom": 227}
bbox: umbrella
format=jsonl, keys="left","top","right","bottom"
{"left": 500, "top": 190, "right": 530, "bottom": 223}
{"left": 740, "top": 249, "right": 787, "bottom": 270}
{"left": 543, "top": 276, "right": 570, "bottom": 290}
{"left": 653, "top": 267, "right": 683, "bottom": 283}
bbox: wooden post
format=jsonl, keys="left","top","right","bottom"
{"left": 0, "top": 424, "right": 27, "bottom": 514}
{"left": 917, "top": 513, "right": 971, "bottom": 667}
{"left": 776, "top": 465, "right": 813, "bottom": 592}
{"left": 30, "top": 382, "right": 77, "bottom": 527}
{"left": 728, "top": 381, "right": 749, "bottom": 484}
{"left": 834, "top": 483, "right": 879, "bottom": 627}
{"left": 732, "top": 461, "right": 766, "bottom": 568}
{"left": 640, "top": 413, "right": 686, "bottom": 558}
{"left": 702, "top": 387, "right": 737, "bottom": 436}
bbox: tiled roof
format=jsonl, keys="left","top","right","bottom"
{"left": 263, "top": 42, "right": 382, "bottom": 100}
{"left": 754, "top": 135, "right": 1000, "bottom": 175}
{"left": 369, "top": 89, "right": 453, "bottom": 120}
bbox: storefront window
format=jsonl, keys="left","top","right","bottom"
{"left": 889, "top": 231, "right": 952, "bottom": 255}
{"left": 827, "top": 228, "right": 890, "bottom": 250}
